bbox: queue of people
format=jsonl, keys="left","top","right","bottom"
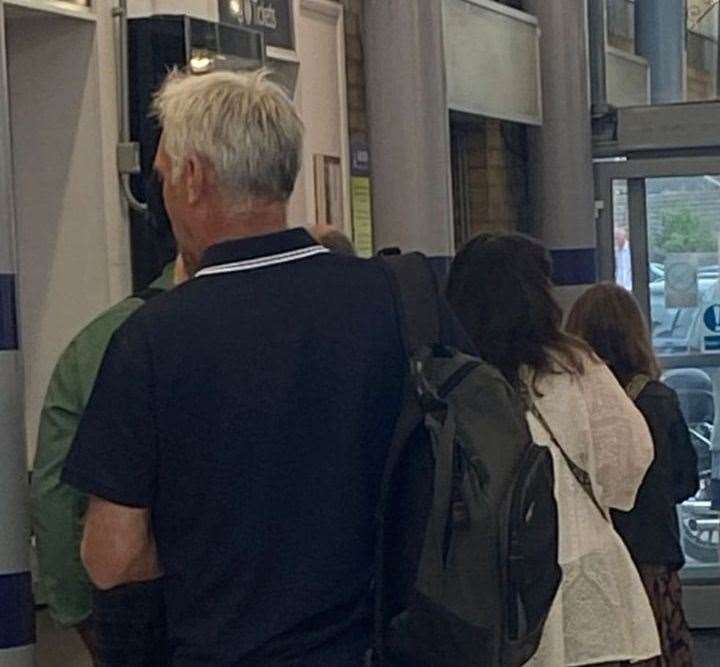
{"left": 31, "top": 68, "right": 700, "bottom": 666}
{"left": 449, "top": 236, "right": 667, "bottom": 667}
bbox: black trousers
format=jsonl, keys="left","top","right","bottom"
{"left": 92, "top": 579, "right": 169, "bottom": 666}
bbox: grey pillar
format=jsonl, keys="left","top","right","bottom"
{"left": 524, "top": 0, "right": 597, "bottom": 306}
{"left": 635, "top": 0, "right": 686, "bottom": 104}
{"left": 588, "top": 0, "right": 609, "bottom": 116}
{"left": 364, "top": 0, "right": 454, "bottom": 268}
{"left": 716, "top": 4, "right": 720, "bottom": 99}
{"left": 0, "top": 2, "right": 35, "bottom": 663}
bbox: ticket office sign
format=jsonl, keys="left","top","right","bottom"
{"left": 218, "top": 0, "right": 294, "bottom": 50}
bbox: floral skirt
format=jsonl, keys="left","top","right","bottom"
{"left": 631, "top": 565, "right": 694, "bottom": 667}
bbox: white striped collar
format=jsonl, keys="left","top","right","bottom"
{"left": 194, "top": 244, "right": 330, "bottom": 278}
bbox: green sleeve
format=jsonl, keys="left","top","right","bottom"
{"left": 30, "top": 300, "right": 143, "bottom": 627}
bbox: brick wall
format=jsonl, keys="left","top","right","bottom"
{"left": 336, "top": 0, "right": 372, "bottom": 253}
{"left": 340, "top": 0, "right": 369, "bottom": 145}
{"left": 451, "top": 114, "right": 530, "bottom": 249}
{"left": 484, "top": 120, "right": 529, "bottom": 233}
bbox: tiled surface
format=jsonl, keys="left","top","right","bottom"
{"left": 36, "top": 610, "right": 92, "bottom": 667}
{"left": 33, "top": 609, "right": 719, "bottom": 667}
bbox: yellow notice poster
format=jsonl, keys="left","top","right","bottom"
{"left": 351, "top": 177, "right": 373, "bottom": 258}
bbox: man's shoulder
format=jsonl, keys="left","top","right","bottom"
{"left": 164, "top": 254, "right": 387, "bottom": 298}
{"left": 313, "top": 254, "right": 402, "bottom": 310}
{"left": 68, "top": 283, "right": 174, "bottom": 363}
{"left": 317, "top": 253, "right": 395, "bottom": 285}
{"left": 45, "top": 296, "right": 152, "bottom": 405}
{"left": 121, "top": 254, "right": 396, "bottom": 335}
{"left": 65, "top": 296, "right": 146, "bottom": 358}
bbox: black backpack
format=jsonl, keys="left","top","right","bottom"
{"left": 372, "top": 253, "right": 561, "bottom": 667}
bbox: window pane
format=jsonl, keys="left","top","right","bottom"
{"left": 613, "top": 179, "right": 633, "bottom": 289}
{"left": 644, "top": 176, "right": 720, "bottom": 575}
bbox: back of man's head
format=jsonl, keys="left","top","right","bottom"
{"left": 152, "top": 69, "right": 303, "bottom": 203}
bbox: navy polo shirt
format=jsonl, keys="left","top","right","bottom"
{"left": 62, "top": 228, "right": 407, "bottom": 665}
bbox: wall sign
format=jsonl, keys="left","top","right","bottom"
{"left": 702, "top": 304, "right": 720, "bottom": 351}
{"left": 0, "top": 274, "right": 18, "bottom": 351}
{"left": 351, "top": 177, "right": 373, "bottom": 258}
{"left": 665, "top": 254, "right": 698, "bottom": 308}
{"left": 350, "top": 140, "right": 371, "bottom": 177}
{"left": 218, "top": 0, "right": 294, "bottom": 50}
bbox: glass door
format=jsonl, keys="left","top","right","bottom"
{"left": 596, "top": 157, "right": 720, "bottom": 627}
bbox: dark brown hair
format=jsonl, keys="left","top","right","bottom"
{"left": 566, "top": 282, "right": 660, "bottom": 387}
{"left": 447, "top": 233, "right": 590, "bottom": 391}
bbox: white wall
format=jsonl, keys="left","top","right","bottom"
{"left": 293, "top": 0, "right": 349, "bottom": 232}
{"left": 5, "top": 5, "right": 119, "bottom": 463}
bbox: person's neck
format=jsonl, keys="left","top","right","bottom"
{"left": 186, "top": 198, "right": 288, "bottom": 275}
{"left": 211, "top": 198, "right": 288, "bottom": 244}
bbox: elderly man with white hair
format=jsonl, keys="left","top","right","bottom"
{"left": 61, "top": 69, "right": 411, "bottom": 665}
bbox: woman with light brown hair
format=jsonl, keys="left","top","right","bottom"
{"left": 567, "top": 282, "right": 699, "bottom": 667}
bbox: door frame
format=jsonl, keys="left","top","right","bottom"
{"left": 595, "top": 155, "right": 720, "bottom": 628}
{"left": 595, "top": 155, "right": 720, "bottom": 336}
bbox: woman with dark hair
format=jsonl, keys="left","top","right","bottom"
{"left": 447, "top": 233, "right": 660, "bottom": 666}
{"left": 567, "top": 282, "right": 698, "bottom": 667}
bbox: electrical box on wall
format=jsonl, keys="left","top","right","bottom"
{"left": 127, "top": 15, "right": 264, "bottom": 289}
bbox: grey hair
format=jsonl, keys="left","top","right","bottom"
{"left": 152, "top": 68, "right": 303, "bottom": 202}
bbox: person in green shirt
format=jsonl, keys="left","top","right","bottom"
{"left": 31, "top": 261, "right": 180, "bottom": 659}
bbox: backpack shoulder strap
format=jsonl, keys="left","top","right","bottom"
{"left": 529, "top": 403, "right": 608, "bottom": 522}
{"left": 373, "top": 252, "right": 445, "bottom": 568}
{"left": 625, "top": 374, "right": 651, "bottom": 401}
{"left": 379, "top": 252, "right": 441, "bottom": 357}
{"left": 372, "top": 253, "right": 443, "bottom": 665}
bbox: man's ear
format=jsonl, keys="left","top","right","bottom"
{"left": 184, "top": 154, "right": 205, "bottom": 205}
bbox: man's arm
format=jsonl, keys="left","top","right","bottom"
{"left": 62, "top": 310, "right": 163, "bottom": 582}
{"left": 31, "top": 343, "right": 92, "bottom": 626}
{"left": 32, "top": 303, "right": 146, "bottom": 626}
{"left": 82, "top": 497, "right": 161, "bottom": 590}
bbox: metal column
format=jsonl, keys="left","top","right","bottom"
{"left": 0, "top": 1, "right": 35, "bottom": 663}
{"left": 524, "top": 0, "right": 597, "bottom": 305}
{"left": 364, "top": 0, "right": 454, "bottom": 272}
{"left": 588, "top": 0, "right": 609, "bottom": 116}
{"left": 635, "top": 0, "right": 686, "bottom": 104}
